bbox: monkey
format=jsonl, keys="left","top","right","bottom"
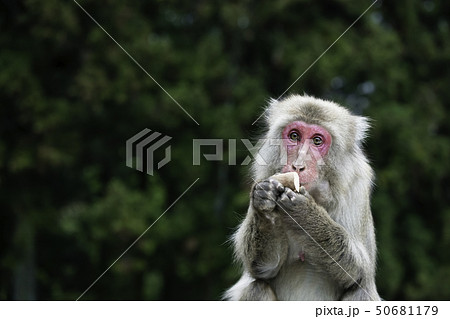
{"left": 224, "top": 94, "right": 381, "bottom": 301}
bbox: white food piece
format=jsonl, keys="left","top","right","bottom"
{"left": 271, "top": 172, "right": 300, "bottom": 192}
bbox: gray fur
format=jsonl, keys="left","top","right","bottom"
{"left": 224, "top": 95, "right": 380, "bottom": 301}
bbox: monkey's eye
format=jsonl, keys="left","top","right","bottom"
{"left": 312, "top": 136, "right": 323, "bottom": 146}
{"left": 288, "top": 131, "right": 300, "bottom": 141}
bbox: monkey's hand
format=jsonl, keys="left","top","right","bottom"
{"left": 252, "top": 179, "right": 285, "bottom": 214}
{"left": 277, "top": 186, "right": 316, "bottom": 217}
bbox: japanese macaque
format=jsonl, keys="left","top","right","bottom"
{"left": 224, "top": 95, "right": 381, "bottom": 301}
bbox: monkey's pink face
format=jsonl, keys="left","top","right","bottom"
{"left": 281, "top": 121, "right": 332, "bottom": 188}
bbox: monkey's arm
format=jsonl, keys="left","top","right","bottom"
{"left": 278, "top": 187, "right": 376, "bottom": 300}
{"left": 232, "top": 180, "right": 289, "bottom": 301}
{"left": 235, "top": 179, "right": 289, "bottom": 280}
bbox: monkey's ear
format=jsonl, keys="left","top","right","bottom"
{"left": 355, "top": 116, "right": 371, "bottom": 142}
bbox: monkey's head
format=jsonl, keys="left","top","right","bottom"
{"left": 253, "top": 94, "right": 373, "bottom": 208}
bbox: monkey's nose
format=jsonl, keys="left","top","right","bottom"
{"left": 292, "top": 164, "right": 305, "bottom": 172}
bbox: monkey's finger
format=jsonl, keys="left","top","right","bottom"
{"left": 299, "top": 186, "right": 307, "bottom": 195}
{"left": 268, "top": 178, "right": 286, "bottom": 192}
{"left": 254, "top": 189, "right": 277, "bottom": 201}
{"left": 285, "top": 188, "right": 306, "bottom": 205}
{"left": 254, "top": 181, "right": 268, "bottom": 191}
{"left": 298, "top": 186, "right": 314, "bottom": 201}
{"left": 254, "top": 180, "right": 278, "bottom": 191}
{"left": 285, "top": 188, "right": 297, "bottom": 200}
{"left": 270, "top": 179, "right": 285, "bottom": 193}
{"left": 278, "top": 192, "right": 291, "bottom": 207}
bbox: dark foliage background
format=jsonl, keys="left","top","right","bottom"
{"left": 1, "top": 0, "right": 449, "bottom": 300}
